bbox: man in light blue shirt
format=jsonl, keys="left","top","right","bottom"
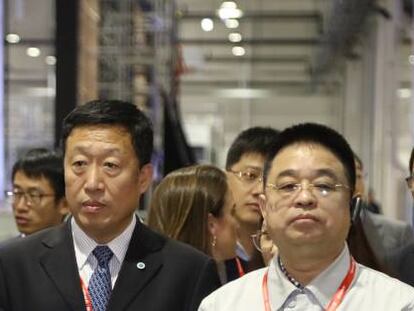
{"left": 200, "top": 123, "right": 414, "bottom": 311}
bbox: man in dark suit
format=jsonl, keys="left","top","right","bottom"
{"left": 353, "top": 154, "right": 414, "bottom": 274}
{"left": 0, "top": 100, "right": 220, "bottom": 311}
{"left": 394, "top": 147, "right": 414, "bottom": 286}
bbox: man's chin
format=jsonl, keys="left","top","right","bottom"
{"left": 237, "top": 212, "right": 262, "bottom": 228}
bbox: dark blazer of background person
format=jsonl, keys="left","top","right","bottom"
{"left": 362, "top": 208, "right": 414, "bottom": 268}
{"left": 0, "top": 219, "right": 219, "bottom": 311}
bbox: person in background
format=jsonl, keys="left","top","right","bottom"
{"left": 147, "top": 164, "right": 240, "bottom": 284}
{"left": 199, "top": 123, "right": 414, "bottom": 311}
{"left": 367, "top": 188, "right": 381, "bottom": 214}
{"left": 225, "top": 126, "right": 279, "bottom": 272}
{"left": 353, "top": 154, "right": 414, "bottom": 275}
{"left": 394, "top": 146, "right": 414, "bottom": 286}
{"left": 5, "top": 148, "right": 69, "bottom": 237}
{"left": 0, "top": 100, "right": 220, "bottom": 311}
{"left": 406, "top": 147, "right": 414, "bottom": 199}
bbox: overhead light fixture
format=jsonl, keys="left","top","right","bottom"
{"left": 221, "top": 1, "right": 237, "bottom": 9}
{"left": 26, "top": 47, "right": 41, "bottom": 57}
{"left": 6, "top": 33, "right": 20, "bottom": 44}
{"left": 232, "top": 46, "right": 245, "bottom": 56}
{"left": 409, "top": 55, "right": 414, "bottom": 65}
{"left": 217, "top": 1, "right": 243, "bottom": 20}
{"left": 397, "top": 88, "right": 411, "bottom": 98}
{"left": 228, "top": 32, "right": 242, "bottom": 43}
{"left": 201, "top": 18, "right": 214, "bottom": 32}
{"left": 216, "top": 88, "right": 269, "bottom": 99}
{"left": 45, "top": 55, "right": 57, "bottom": 65}
{"left": 224, "top": 19, "right": 239, "bottom": 29}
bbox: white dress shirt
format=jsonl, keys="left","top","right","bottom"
{"left": 71, "top": 216, "right": 136, "bottom": 288}
{"left": 198, "top": 244, "right": 414, "bottom": 310}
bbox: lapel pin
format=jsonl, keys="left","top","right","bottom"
{"left": 136, "top": 262, "right": 146, "bottom": 270}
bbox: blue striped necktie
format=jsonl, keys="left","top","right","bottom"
{"left": 88, "top": 246, "right": 113, "bottom": 311}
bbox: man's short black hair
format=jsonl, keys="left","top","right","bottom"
{"left": 12, "top": 148, "right": 65, "bottom": 202}
{"left": 409, "top": 147, "right": 414, "bottom": 173}
{"left": 61, "top": 99, "right": 153, "bottom": 166}
{"left": 225, "top": 126, "right": 279, "bottom": 170}
{"left": 264, "top": 123, "right": 356, "bottom": 195}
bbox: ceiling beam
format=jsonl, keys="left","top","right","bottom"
{"left": 179, "top": 10, "right": 321, "bottom": 21}
{"left": 179, "top": 38, "right": 322, "bottom": 46}
{"left": 5, "top": 39, "right": 54, "bottom": 46}
{"left": 205, "top": 55, "right": 309, "bottom": 64}
{"left": 180, "top": 80, "right": 315, "bottom": 87}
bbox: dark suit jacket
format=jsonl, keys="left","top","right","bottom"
{"left": 394, "top": 243, "right": 414, "bottom": 286}
{"left": 0, "top": 220, "right": 220, "bottom": 311}
{"left": 361, "top": 209, "right": 414, "bottom": 273}
{"left": 0, "top": 236, "right": 21, "bottom": 249}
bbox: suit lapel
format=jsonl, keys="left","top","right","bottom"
{"left": 39, "top": 222, "right": 85, "bottom": 310}
{"left": 108, "top": 222, "right": 165, "bottom": 310}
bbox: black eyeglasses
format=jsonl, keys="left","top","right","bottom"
{"left": 5, "top": 190, "right": 55, "bottom": 206}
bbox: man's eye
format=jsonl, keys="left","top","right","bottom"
{"left": 242, "top": 171, "right": 259, "bottom": 180}
{"left": 27, "top": 191, "right": 42, "bottom": 198}
{"left": 277, "top": 183, "right": 299, "bottom": 192}
{"left": 72, "top": 160, "right": 86, "bottom": 167}
{"left": 104, "top": 162, "right": 119, "bottom": 169}
{"left": 314, "top": 183, "right": 335, "bottom": 193}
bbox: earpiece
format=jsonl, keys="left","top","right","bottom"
{"left": 350, "top": 196, "right": 363, "bottom": 224}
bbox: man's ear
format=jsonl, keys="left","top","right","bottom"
{"left": 258, "top": 193, "right": 267, "bottom": 217}
{"left": 138, "top": 163, "right": 154, "bottom": 194}
{"left": 57, "top": 198, "right": 70, "bottom": 217}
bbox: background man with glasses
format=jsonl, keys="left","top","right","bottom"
{"left": 3, "top": 148, "right": 68, "bottom": 239}
{"left": 393, "top": 147, "right": 414, "bottom": 286}
{"left": 225, "top": 126, "right": 279, "bottom": 272}
{"left": 199, "top": 123, "right": 414, "bottom": 311}
{"left": 406, "top": 148, "right": 414, "bottom": 198}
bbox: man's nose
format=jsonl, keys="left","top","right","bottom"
{"left": 293, "top": 184, "right": 317, "bottom": 208}
{"left": 13, "top": 195, "right": 30, "bottom": 211}
{"left": 84, "top": 165, "right": 104, "bottom": 191}
{"left": 251, "top": 178, "right": 264, "bottom": 195}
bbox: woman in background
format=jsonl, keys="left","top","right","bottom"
{"left": 147, "top": 164, "right": 241, "bottom": 284}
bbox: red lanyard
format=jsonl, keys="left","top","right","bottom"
{"left": 235, "top": 257, "right": 245, "bottom": 277}
{"left": 80, "top": 278, "right": 93, "bottom": 311}
{"left": 262, "top": 257, "right": 356, "bottom": 311}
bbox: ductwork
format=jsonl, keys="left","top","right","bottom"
{"left": 311, "top": 0, "right": 378, "bottom": 77}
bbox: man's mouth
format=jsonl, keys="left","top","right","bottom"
{"left": 14, "top": 216, "right": 29, "bottom": 225}
{"left": 81, "top": 201, "right": 106, "bottom": 213}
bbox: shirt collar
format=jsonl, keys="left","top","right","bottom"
{"left": 236, "top": 241, "right": 250, "bottom": 261}
{"left": 268, "top": 244, "right": 352, "bottom": 310}
{"left": 72, "top": 215, "right": 136, "bottom": 270}
{"left": 307, "top": 244, "right": 352, "bottom": 308}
